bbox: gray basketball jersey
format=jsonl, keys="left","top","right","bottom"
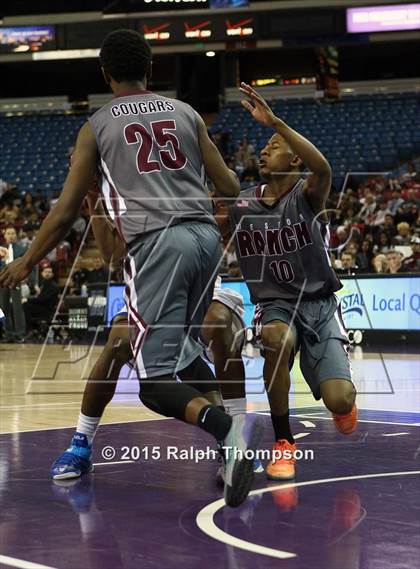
{"left": 89, "top": 91, "right": 216, "bottom": 244}
{"left": 229, "top": 180, "right": 342, "bottom": 303}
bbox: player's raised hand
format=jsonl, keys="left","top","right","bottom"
{"left": 239, "top": 82, "right": 278, "bottom": 128}
{"left": 0, "top": 258, "right": 31, "bottom": 289}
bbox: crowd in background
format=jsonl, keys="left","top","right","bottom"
{"left": 1, "top": 132, "right": 419, "bottom": 341}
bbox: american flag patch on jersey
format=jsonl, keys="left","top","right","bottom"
{"left": 237, "top": 199, "right": 249, "bottom": 207}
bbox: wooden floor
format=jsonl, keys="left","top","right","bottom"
{"left": 1, "top": 342, "right": 419, "bottom": 434}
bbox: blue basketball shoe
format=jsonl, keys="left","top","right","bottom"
{"left": 50, "top": 432, "right": 93, "bottom": 480}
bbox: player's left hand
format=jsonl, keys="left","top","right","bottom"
{"left": 239, "top": 82, "right": 279, "bottom": 128}
{"left": 0, "top": 258, "right": 31, "bottom": 289}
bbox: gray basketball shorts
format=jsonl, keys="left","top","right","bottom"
{"left": 253, "top": 294, "right": 353, "bottom": 400}
{"left": 124, "top": 222, "right": 222, "bottom": 378}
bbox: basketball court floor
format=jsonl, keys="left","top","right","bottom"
{"left": 1, "top": 342, "right": 419, "bottom": 569}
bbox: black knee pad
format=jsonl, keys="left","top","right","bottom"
{"left": 139, "top": 378, "right": 201, "bottom": 420}
{"left": 178, "top": 356, "right": 219, "bottom": 395}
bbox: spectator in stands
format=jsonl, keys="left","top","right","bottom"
{"left": 343, "top": 207, "right": 358, "bottom": 226}
{"left": 383, "top": 213, "right": 397, "bottom": 239}
{"left": 33, "top": 190, "right": 47, "bottom": 215}
{"left": 386, "top": 250, "right": 408, "bottom": 274}
{"left": 356, "top": 239, "right": 373, "bottom": 272}
{"left": 21, "top": 193, "right": 37, "bottom": 218}
{"left": 87, "top": 257, "right": 109, "bottom": 285}
{"left": 0, "top": 226, "right": 26, "bottom": 343}
{"left": 373, "top": 232, "right": 393, "bottom": 254}
{"left": 235, "top": 137, "right": 254, "bottom": 167}
{"left": 22, "top": 263, "right": 60, "bottom": 334}
{"left": 241, "top": 157, "right": 260, "bottom": 184}
{"left": 0, "top": 201, "right": 19, "bottom": 224}
{"left": 372, "top": 253, "right": 387, "bottom": 274}
{"left": 388, "top": 189, "right": 405, "bottom": 216}
{"left": 393, "top": 222, "right": 412, "bottom": 246}
{"left": 402, "top": 236, "right": 420, "bottom": 273}
{"left": 336, "top": 251, "right": 358, "bottom": 275}
{"left": 372, "top": 198, "right": 391, "bottom": 227}
{"left": 332, "top": 225, "right": 350, "bottom": 254}
{"left": 19, "top": 224, "right": 37, "bottom": 250}
{"left": 357, "top": 193, "right": 376, "bottom": 224}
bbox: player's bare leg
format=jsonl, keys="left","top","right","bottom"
{"left": 81, "top": 318, "right": 131, "bottom": 417}
{"left": 50, "top": 316, "right": 131, "bottom": 480}
{"left": 201, "top": 301, "right": 246, "bottom": 403}
{"left": 320, "top": 379, "right": 357, "bottom": 434}
{"left": 260, "top": 320, "right": 297, "bottom": 480}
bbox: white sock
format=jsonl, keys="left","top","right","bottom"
{"left": 76, "top": 413, "right": 101, "bottom": 445}
{"left": 223, "top": 397, "right": 247, "bottom": 416}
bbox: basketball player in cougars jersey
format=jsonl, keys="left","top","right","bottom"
{"left": 229, "top": 82, "right": 357, "bottom": 481}
{"left": 0, "top": 31, "right": 264, "bottom": 508}
{"left": 50, "top": 183, "right": 263, "bottom": 479}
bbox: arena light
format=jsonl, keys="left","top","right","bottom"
{"left": 347, "top": 4, "right": 420, "bottom": 33}
{"left": 206, "top": 50, "right": 216, "bottom": 57}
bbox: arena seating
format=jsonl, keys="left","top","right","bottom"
{"left": 211, "top": 92, "right": 420, "bottom": 188}
{"left": 0, "top": 93, "right": 419, "bottom": 194}
{"left": 0, "top": 113, "right": 86, "bottom": 194}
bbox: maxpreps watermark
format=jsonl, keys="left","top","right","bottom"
{"left": 101, "top": 445, "right": 314, "bottom": 463}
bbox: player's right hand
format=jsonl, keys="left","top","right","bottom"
{"left": 239, "top": 82, "right": 279, "bottom": 128}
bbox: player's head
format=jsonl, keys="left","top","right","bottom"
{"left": 99, "top": 29, "right": 152, "bottom": 89}
{"left": 259, "top": 134, "right": 302, "bottom": 180}
{"left": 3, "top": 226, "right": 17, "bottom": 244}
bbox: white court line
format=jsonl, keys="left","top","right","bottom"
{"left": 93, "top": 460, "right": 135, "bottom": 466}
{"left": 382, "top": 432, "right": 410, "bottom": 437}
{"left": 196, "top": 470, "right": 420, "bottom": 561}
{"left": 299, "top": 421, "right": 316, "bottom": 428}
{"left": 0, "top": 402, "right": 81, "bottom": 410}
{"left": 294, "top": 432, "right": 311, "bottom": 440}
{"left": 0, "top": 416, "right": 172, "bottom": 436}
{"left": 0, "top": 554, "right": 57, "bottom": 569}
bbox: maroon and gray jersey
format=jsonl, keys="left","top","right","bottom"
{"left": 89, "top": 90, "right": 216, "bottom": 244}
{"left": 229, "top": 180, "right": 342, "bottom": 303}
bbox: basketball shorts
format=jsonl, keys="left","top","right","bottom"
{"left": 111, "top": 278, "right": 247, "bottom": 367}
{"left": 123, "top": 222, "right": 221, "bottom": 378}
{"left": 253, "top": 294, "right": 353, "bottom": 400}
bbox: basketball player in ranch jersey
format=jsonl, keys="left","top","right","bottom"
{"left": 0, "top": 30, "right": 264, "bottom": 508}
{"left": 50, "top": 183, "right": 263, "bottom": 479}
{"left": 228, "top": 82, "right": 358, "bottom": 480}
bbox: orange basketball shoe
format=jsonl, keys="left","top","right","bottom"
{"left": 266, "top": 439, "right": 296, "bottom": 480}
{"left": 332, "top": 404, "right": 358, "bottom": 434}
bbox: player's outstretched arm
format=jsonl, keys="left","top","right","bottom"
{"left": 0, "top": 122, "right": 98, "bottom": 288}
{"left": 86, "top": 190, "right": 125, "bottom": 266}
{"left": 239, "top": 82, "right": 332, "bottom": 213}
{"left": 196, "top": 114, "right": 240, "bottom": 198}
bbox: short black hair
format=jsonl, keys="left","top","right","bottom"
{"left": 99, "top": 29, "right": 152, "bottom": 83}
